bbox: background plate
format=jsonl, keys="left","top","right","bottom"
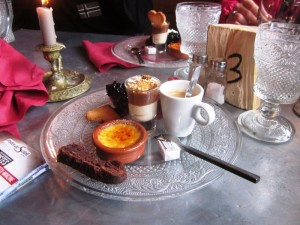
{"left": 40, "top": 88, "right": 241, "bottom": 201}
{"left": 111, "top": 36, "right": 188, "bottom": 68}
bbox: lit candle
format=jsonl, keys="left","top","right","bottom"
{"left": 36, "top": 0, "right": 57, "bottom": 46}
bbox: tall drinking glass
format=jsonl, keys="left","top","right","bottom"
{"left": 0, "top": 0, "right": 14, "bottom": 42}
{"left": 174, "top": 2, "right": 221, "bottom": 80}
{"left": 238, "top": 22, "right": 300, "bottom": 143}
{"left": 257, "top": 1, "right": 300, "bottom": 121}
{"left": 0, "top": 0, "right": 9, "bottom": 38}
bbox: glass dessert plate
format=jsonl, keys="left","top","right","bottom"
{"left": 111, "top": 36, "right": 187, "bottom": 68}
{"left": 40, "top": 88, "right": 241, "bottom": 202}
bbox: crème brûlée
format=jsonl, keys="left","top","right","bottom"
{"left": 97, "top": 123, "right": 142, "bottom": 149}
{"left": 93, "top": 120, "right": 148, "bottom": 164}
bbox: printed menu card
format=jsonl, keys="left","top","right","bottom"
{"left": 0, "top": 132, "right": 48, "bottom": 202}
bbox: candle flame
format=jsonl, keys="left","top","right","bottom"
{"left": 41, "top": 0, "right": 49, "bottom": 7}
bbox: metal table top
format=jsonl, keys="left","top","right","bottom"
{"left": 0, "top": 29, "right": 299, "bottom": 225}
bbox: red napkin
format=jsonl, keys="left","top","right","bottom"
{"left": 82, "top": 40, "right": 137, "bottom": 73}
{"left": 0, "top": 39, "right": 49, "bottom": 138}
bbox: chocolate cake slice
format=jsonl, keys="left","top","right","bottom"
{"left": 57, "top": 144, "right": 127, "bottom": 184}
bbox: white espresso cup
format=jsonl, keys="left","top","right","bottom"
{"left": 159, "top": 80, "right": 215, "bottom": 137}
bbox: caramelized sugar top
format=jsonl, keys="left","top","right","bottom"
{"left": 98, "top": 123, "right": 142, "bottom": 148}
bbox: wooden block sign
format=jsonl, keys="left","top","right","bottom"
{"left": 207, "top": 24, "right": 260, "bottom": 110}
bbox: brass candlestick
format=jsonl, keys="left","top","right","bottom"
{"left": 36, "top": 43, "right": 91, "bottom": 102}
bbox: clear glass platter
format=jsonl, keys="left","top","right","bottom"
{"left": 40, "top": 88, "right": 241, "bottom": 202}
{"left": 111, "top": 36, "right": 188, "bottom": 68}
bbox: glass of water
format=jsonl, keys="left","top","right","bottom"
{"left": 174, "top": 2, "right": 221, "bottom": 80}
{"left": 238, "top": 22, "right": 300, "bottom": 143}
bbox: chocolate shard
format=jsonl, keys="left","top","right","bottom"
{"left": 106, "top": 81, "right": 129, "bottom": 117}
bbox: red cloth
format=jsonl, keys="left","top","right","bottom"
{"left": 220, "top": 0, "right": 260, "bottom": 23}
{"left": 220, "top": 0, "right": 238, "bottom": 23}
{"left": 0, "top": 39, "right": 48, "bottom": 138}
{"left": 82, "top": 40, "right": 137, "bottom": 73}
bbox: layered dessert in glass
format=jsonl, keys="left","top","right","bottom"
{"left": 151, "top": 21, "right": 170, "bottom": 53}
{"left": 125, "top": 75, "right": 161, "bottom": 132}
{"left": 148, "top": 10, "right": 170, "bottom": 53}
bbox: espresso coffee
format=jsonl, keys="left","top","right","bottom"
{"left": 168, "top": 90, "right": 197, "bottom": 98}
{"left": 160, "top": 80, "right": 215, "bottom": 137}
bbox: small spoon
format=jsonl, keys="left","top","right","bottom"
{"left": 185, "top": 65, "right": 202, "bottom": 97}
{"left": 155, "top": 134, "right": 260, "bottom": 183}
{"left": 130, "top": 47, "right": 145, "bottom": 64}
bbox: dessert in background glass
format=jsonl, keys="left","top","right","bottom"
{"left": 151, "top": 21, "right": 170, "bottom": 53}
{"left": 237, "top": 22, "right": 300, "bottom": 143}
{"left": 147, "top": 10, "right": 170, "bottom": 54}
{"left": 174, "top": 2, "right": 221, "bottom": 80}
{"left": 125, "top": 75, "right": 161, "bottom": 132}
